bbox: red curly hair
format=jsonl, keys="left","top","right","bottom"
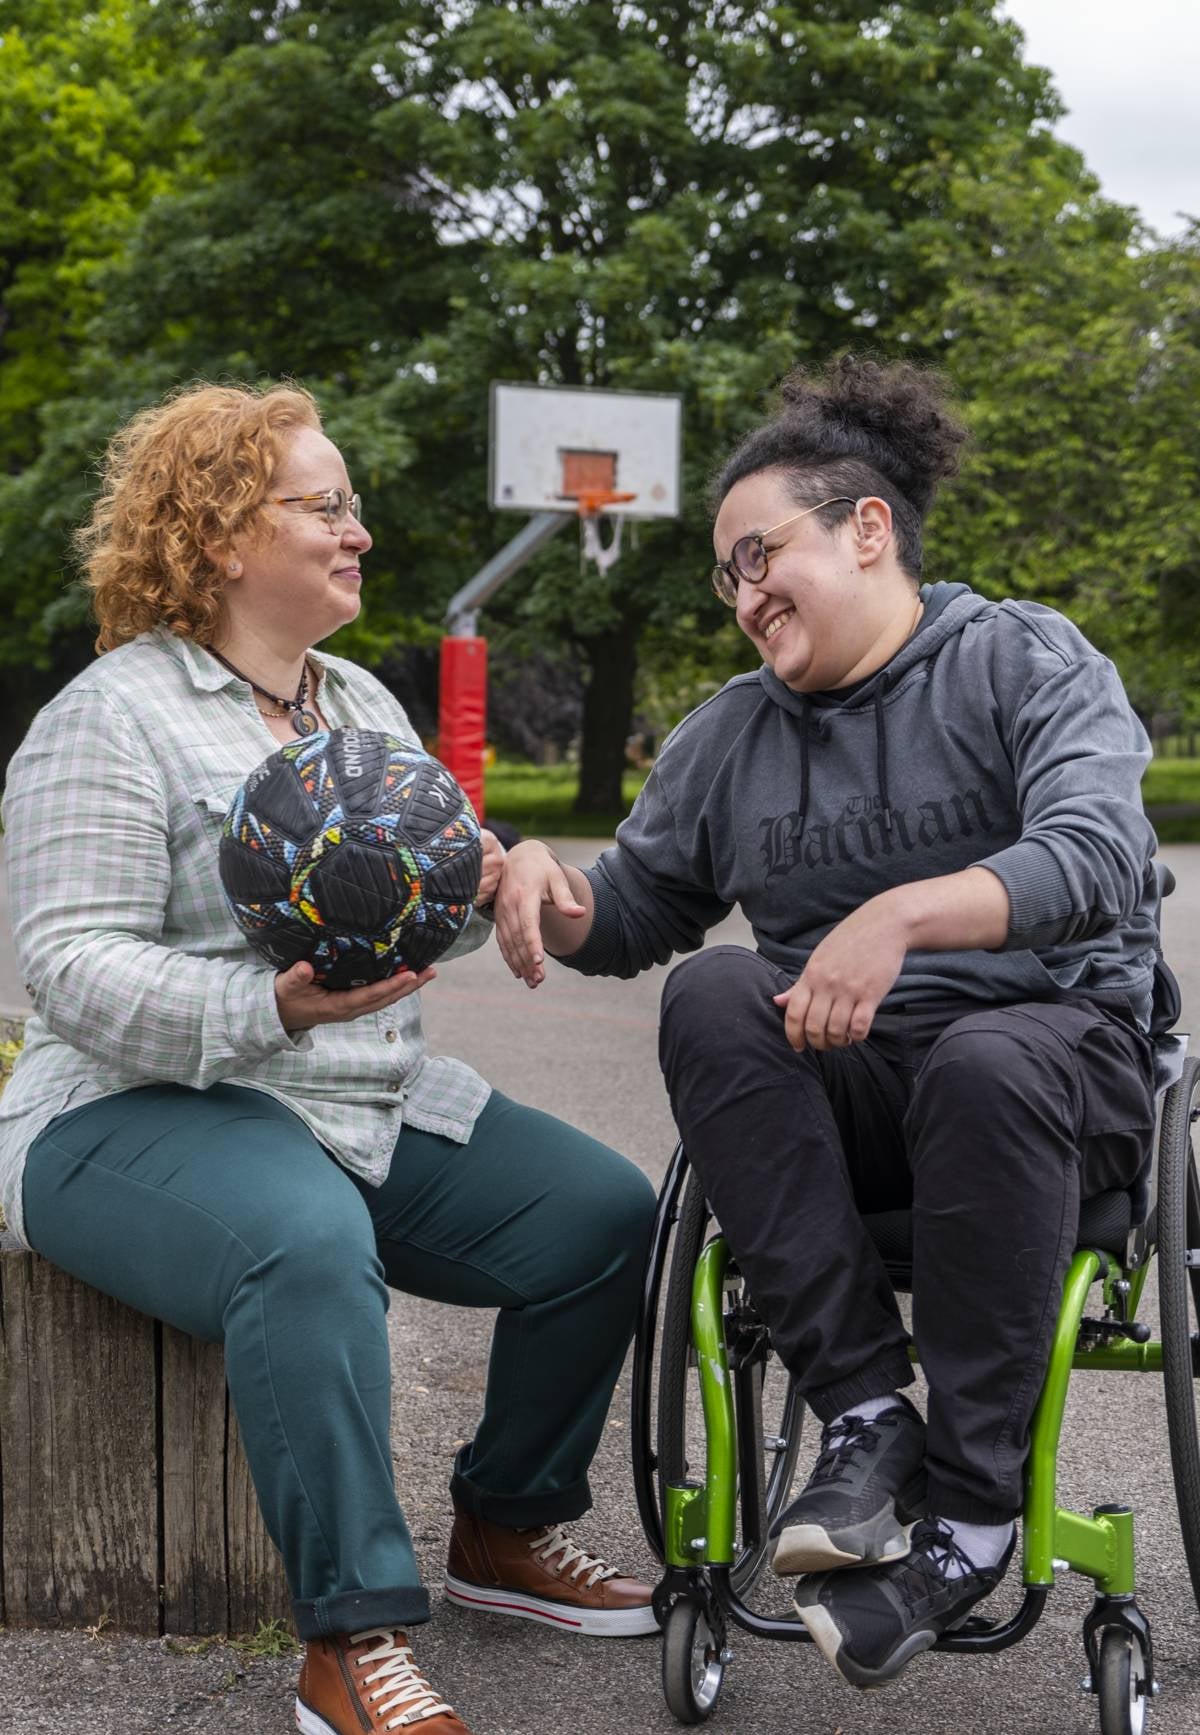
{"left": 77, "top": 381, "right": 322, "bottom": 651}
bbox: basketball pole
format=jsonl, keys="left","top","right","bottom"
{"left": 441, "top": 511, "right": 570, "bottom": 820}
{"left": 438, "top": 638, "right": 487, "bottom": 819}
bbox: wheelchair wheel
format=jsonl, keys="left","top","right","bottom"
{"left": 1096, "top": 1625, "right": 1149, "bottom": 1735}
{"left": 1156, "top": 1053, "right": 1200, "bottom": 1611}
{"left": 662, "top": 1596, "right": 726, "bottom": 1724}
{"left": 656, "top": 1167, "right": 804, "bottom": 1594}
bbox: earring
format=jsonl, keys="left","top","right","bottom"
{"left": 228, "top": 560, "right": 242, "bottom": 577}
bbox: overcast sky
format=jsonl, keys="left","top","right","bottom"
{"left": 1001, "top": 0, "right": 1198, "bottom": 237}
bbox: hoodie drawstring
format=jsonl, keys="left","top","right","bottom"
{"left": 797, "top": 696, "right": 811, "bottom": 843}
{"left": 874, "top": 685, "right": 893, "bottom": 834}
{"left": 795, "top": 685, "right": 893, "bottom": 843}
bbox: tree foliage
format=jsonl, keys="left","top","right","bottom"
{"left": 0, "top": 0, "right": 199, "bottom": 467}
{"left": 0, "top": 0, "right": 207, "bottom": 761}
{"left": 907, "top": 159, "right": 1200, "bottom": 720}
{"left": 2, "top": 0, "right": 1199, "bottom": 800}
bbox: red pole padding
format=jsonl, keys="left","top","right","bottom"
{"left": 438, "top": 636, "right": 487, "bottom": 821}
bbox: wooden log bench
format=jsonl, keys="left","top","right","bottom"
{"left": 0, "top": 1017, "right": 291, "bottom": 1636}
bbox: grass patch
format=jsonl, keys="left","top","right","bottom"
{"left": 483, "top": 761, "right": 648, "bottom": 836}
{"left": 0, "top": 1040, "right": 20, "bottom": 1089}
{"left": 1145, "top": 759, "right": 1200, "bottom": 842}
{"left": 165, "top": 1635, "right": 224, "bottom": 1657}
{"left": 228, "top": 1619, "right": 299, "bottom": 1660}
{"left": 163, "top": 1622, "right": 299, "bottom": 1661}
{"left": 1143, "top": 759, "right": 1200, "bottom": 807}
{"left": 1148, "top": 813, "right": 1200, "bottom": 844}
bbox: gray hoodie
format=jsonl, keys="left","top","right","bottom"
{"left": 564, "top": 583, "right": 1160, "bottom": 1025}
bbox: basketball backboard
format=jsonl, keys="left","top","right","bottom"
{"left": 489, "top": 382, "right": 682, "bottom": 519}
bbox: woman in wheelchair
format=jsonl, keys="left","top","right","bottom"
{"left": 494, "top": 355, "right": 1162, "bottom": 1692}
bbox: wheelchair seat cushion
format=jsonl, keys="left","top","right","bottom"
{"left": 864, "top": 1190, "right": 1133, "bottom": 1289}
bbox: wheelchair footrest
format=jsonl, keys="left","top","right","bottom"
{"left": 945, "top": 1614, "right": 1009, "bottom": 1640}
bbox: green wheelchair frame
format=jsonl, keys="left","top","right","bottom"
{"left": 632, "top": 1026, "right": 1198, "bottom": 1735}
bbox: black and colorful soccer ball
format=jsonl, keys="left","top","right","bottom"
{"left": 218, "top": 728, "right": 483, "bottom": 988}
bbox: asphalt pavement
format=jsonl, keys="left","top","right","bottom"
{"left": 1, "top": 841, "right": 1199, "bottom": 1734}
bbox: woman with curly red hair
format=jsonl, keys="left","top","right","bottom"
{"left": 1, "top": 382, "right": 657, "bottom": 1735}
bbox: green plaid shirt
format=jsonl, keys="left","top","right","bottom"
{"left": 0, "top": 629, "right": 492, "bottom": 1250}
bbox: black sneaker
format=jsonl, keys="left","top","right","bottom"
{"left": 792, "top": 1516, "right": 1016, "bottom": 1688}
{"left": 770, "top": 1395, "right": 926, "bottom": 1575}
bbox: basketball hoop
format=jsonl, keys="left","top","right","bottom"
{"left": 441, "top": 382, "right": 680, "bottom": 818}
{"left": 485, "top": 381, "right": 681, "bottom": 582}
{"left": 577, "top": 489, "right": 637, "bottom": 575}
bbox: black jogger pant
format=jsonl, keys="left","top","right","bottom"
{"left": 658, "top": 945, "right": 1157, "bottom": 1524}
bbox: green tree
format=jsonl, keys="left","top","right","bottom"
{"left": 0, "top": 0, "right": 199, "bottom": 468}
{"left": 8, "top": 0, "right": 1198, "bottom": 813}
{"left": 0, "top": 0, "right": 202, "bottom": 762}
{"left": 349, "top": 0, "right": 1078, "bottom": 811}
{"left": 0, "top": 0, "right": 450, "bottom": 763}
{"left": 897, "top": 153, "right": 1200, "bottom": 725}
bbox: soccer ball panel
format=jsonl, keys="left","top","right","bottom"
{"left": 234, "top": 757, "right": 319, "bottom": 843}
{"left": 400, "top": 759, "right": 474, "bottom": 844}
{"left": 390, "top": 922, "right": 455, "bottom": 975}
{"left": 423, "top": 847, "right": 483, "bottom": 907}
{"left": 307, "top": 840, "right": 412, "bottom": 933}
{"left": 328, "top": 728, "right": 397, "bottom": 819}
{"left": 218, "top": 835, "right": 293, "bottom": 904}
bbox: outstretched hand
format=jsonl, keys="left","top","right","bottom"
{"left": 493, "top": 840, "right": 588, "bottom": 988}
{"left": 275, "top": 959, "right": 436, "bottom": 1034}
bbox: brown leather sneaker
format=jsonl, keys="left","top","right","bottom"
{"left": 296, "top": 1628, "right": 472, "bottom": 1733}
{"left": 445, "top": 1510, "right": 658, "bottom": 1637}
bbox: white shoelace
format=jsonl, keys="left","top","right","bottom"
{"left": 349, "top": 1629, "right": 454, "bottom": 1729}
{"left": 525, "top": 1524, "right": 620, "bottom": 1589}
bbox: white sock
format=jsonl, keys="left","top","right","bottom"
{"left": 831, "top": 1392, "right": 905, "bottom": 1427}
{"left": 937, "top": 1518, "right": 1015, "bottom": 1577}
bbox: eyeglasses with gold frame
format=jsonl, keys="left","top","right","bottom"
{"left": 711, "top": 496, "right": 858, "bottom": 606}
{"left": 271, "top": 487, "right": 364, "bottom": 533}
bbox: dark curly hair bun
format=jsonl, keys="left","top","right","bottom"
{"left": 712, "top": 354, "right": 970, "bottom": 578}
{"left": 777, "top": 355, "right": 966, "bottom": 514}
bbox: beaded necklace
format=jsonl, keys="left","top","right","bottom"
{"left": 209, "top": 648, "right": 320, "bottom": 737}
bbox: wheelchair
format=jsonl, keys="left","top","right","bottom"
{"left": 631, "top": 873, "right": 1192, "bottom": 1735}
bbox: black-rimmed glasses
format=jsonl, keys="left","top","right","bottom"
{"left": 271, "top": 487, "right": 364, "bottom": 533}
{"left": 711, "top": 496, "right": 857, "bottom": 606}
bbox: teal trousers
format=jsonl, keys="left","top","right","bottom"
{"left": 23, "top": 1083, "right": 655, "bottom": 1640}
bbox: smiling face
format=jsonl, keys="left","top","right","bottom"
{"left": 713, "top": 469, "right": 915, "bottom": 692}
{"left": 224, "top": 425, "right": 371, "bottom": 653}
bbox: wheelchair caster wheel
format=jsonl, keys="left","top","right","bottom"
{"left": 662, "top": 1597, "right": 726, "bottom": 1724}
{"left": 1097, "top": 1626, "right": 1150, "bottom": 1735}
